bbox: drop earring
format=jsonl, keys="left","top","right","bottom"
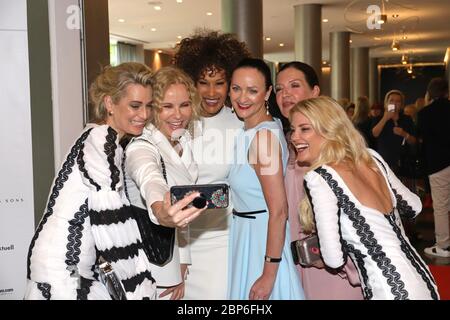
{"left": 265, "top": 100, "right": 269, "bottom": 115}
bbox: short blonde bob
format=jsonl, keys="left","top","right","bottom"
{"left": 89, "top": 62, "right": 153, "bottom": 123}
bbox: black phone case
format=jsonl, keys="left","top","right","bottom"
{"left": 170, "top": 184, "right": 229, "bottom": 209}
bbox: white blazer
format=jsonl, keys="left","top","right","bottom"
{"left": 125, "top": 123, "right": 198, "bottom": 287}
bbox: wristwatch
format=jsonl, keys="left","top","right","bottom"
{"left": 264, "top": 255, "right": 282, "bottom": 263}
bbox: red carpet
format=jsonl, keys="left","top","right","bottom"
{"left": 429, "top": 265, "right": 450, "bottom": 300}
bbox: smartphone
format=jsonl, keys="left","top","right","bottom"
{"left": 170, "top": 184, "right": 229, "bottom": 209}
{"left": 387, "top": 104, "right": 396, "bottom": 112}
{"left": 291, "top": 234, "right": 322, "bottom": 267}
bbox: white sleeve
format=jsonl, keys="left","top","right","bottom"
{"left": 304, "top": 170, "right": 346, "bottom": 269}
{"left": 125, "top": 140, "right": 169, "bottom": 214}
{"left": 81, "top": 126, "right": 125, "bottom": 211}
{"left": 80, "top": 126, "right": 143, "bottom": 278}
{"left": 369, "top": 149, "right": 422, "bottom": 218}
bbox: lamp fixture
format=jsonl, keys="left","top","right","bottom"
{"left": 391, "top": 39, "right": 400, "bottom": 51}
{"left": 401, "top": 54, "right": 408, "bottom": 65}
{"left": 407, "top": 64, "right": 413, "bottom": 74}
{"left": 377, "top": 14, "right": 387, "bottom": 25}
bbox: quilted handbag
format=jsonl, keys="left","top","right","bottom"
{"left": 132, "top": 204, "right": 175, "bottom": 267}
{"left": 132, "top": 153, "right": 175, "bottom": 267}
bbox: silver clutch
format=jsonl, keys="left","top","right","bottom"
{"left": 98, "top": 256, "right": 127, "bottom": 300}
{"left": 290, "top": 234, "right": 322, "bottom": 267}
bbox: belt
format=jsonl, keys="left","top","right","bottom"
{"left": 232, "top": 209, "right": 266, "bottom": 219}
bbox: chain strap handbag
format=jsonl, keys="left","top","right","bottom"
{"left": 130, "top": 151, "right": 176, "bottom": 267}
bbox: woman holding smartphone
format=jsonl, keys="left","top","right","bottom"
{"left": 371, "top": 90, "right": 417, "bottom": 174}
{"left": 125, "top": 66, "right": 207, "bottom": 300}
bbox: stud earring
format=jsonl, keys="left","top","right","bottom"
{"left": 108, "top": 111, "right": 113, "bottom": 116}
{"left": 265, "top": 100, "right": 270, "bottom": 115}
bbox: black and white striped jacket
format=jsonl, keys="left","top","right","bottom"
{"left": 25, "top": 124, "right": 155, "bottom": 300}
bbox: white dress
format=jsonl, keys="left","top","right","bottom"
{"left": 183, "top": 106, "right": 243, "bottom": 300}
{"left": 125, "top": 123, "right": 198, "bottom": 298}
{"left": 304, "top": 149, "right": 439, "bottom": 300}
{"left": 25, "top": 124, "right": 156, "bottom": 300}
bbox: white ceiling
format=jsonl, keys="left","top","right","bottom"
{"left": 108, "top": 0, "right": 450, "bottom": 64}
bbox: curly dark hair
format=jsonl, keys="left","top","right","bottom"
{"left": 173, "top": 29, "right": 251, "bottom": 83}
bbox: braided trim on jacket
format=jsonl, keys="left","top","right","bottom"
{"left": 392, "top": 189, "right": 416, "bottom": 218}
{"left": 78, "top": 148, "right": 101, "bottom": 191}
{"left": 27, "top": 129, "right": 93, "bottom": 279}
{"left": 385, "top": 214, "right": 439, "bottom": 299}
{"left": 105, "top": 127, "right": 120, "bottom": 191}
{"left": 37, "top": 283, "right": 51, "bottom": 300}
{"left": 315, "top": 167, "right": 408, "bottom": 300}
{"left": 65, "top": 200, "right": 89, "bottom": 267}
{"left": 343, "top": 241, "right": 372, "bottom": 299}
{"left": 77, "top": 277, "right": 94, "bottom": 300}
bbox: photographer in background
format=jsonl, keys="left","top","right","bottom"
{"left": 371, "top": 90, "right": 416, "bottom": 175}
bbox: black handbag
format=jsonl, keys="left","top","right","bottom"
{"left": 132, "top": 204, "right": 175, "bottom": 267}
{"left": 131, "top": 154, "right": 175, "bottom": 267}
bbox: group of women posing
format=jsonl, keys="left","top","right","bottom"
{"left": 25, "top": 30, "right": 438, "bottom": 300}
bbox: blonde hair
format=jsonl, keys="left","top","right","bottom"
{"left": 289, "top": 96, "right": 376, "bottom": 233}
{"left": 89, "top": 62, "right": 153, "bottom": 123}
{"left": 151, "top": 66, "right": 201, "bottom": 130}
{"left": 352, "top": 96, "right": 370, "bottom": 125}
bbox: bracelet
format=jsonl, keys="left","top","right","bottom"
{"left": 264, "top": 255, "right": 282, "bottom": 263}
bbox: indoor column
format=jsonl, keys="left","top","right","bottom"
{"left": 294, "top": 4, "right": 322, "bottom": 80}
{"left": 221, "top": 0, "right": 263, "bottom": 58}
{"left": 351, "top": 47, "right": 369, "bottom": 102}
{"left": 369, "top": 57, "right": 379, "bottom": 104}
{"left": 330, "top": 31, "right": 350, "bottom": 101}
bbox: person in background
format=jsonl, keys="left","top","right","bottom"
{"left": 25, "top": 62, "right": 157, "bottom": 300}
{"left": 125, "top": 66, "right": 207, "bottom": 299}
{"left": 227, "top": 58, "right": 304, "bottom": 300}
{"left": 371, "top": 89, "right": 416, "bottom": 174}
{"left": 275, "top": 61, "right": 363, "bottom": 300}
{"left": 337, "top": 97, "right": 350, "bottom": 110}
{"left": 369, "top": 103, "right": 383, "bottom": 119}
{"left": 352, "top": 96, "right": 376, "bottom": 150}
{"left": 415, "top": 97, "right": 426, "bottom": 113}
{"left": 403, "top": 104, "right": 418, "bottom": 123}
{"left": 173, "top": 30, "right": 250, "bottom": 299}
{"left": 345, "top": 103, "right": 355, "bottom": 119}
{"left": 417, "top": 77, "right": 450, "bottom": 258}
{"left": 292, "top": 96, "right": 439, "bottom": 300}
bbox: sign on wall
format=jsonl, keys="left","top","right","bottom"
{"left": 0, "top": 0, "right": 35, "bottom": 300}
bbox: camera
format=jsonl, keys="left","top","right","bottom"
{"left": 387, "top": 104, "right": 396, "bottom": 112}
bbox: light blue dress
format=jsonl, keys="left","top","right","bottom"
{"left": 227, "top": 119, "right": 305, "bottom": 300}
